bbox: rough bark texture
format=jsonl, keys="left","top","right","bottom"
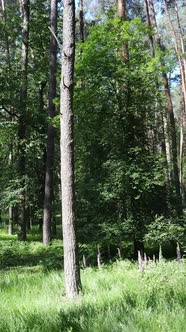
{"left": 43, "top": 0, "right": 57, "bottom": 245}
{"left": 17, "top": 0, "right": 30, "bottom": 241}
{"left": 149, "top": 0, "right": 182, "bottom": 216}
{"left": 60, "top": 0, "right": 81, "bottom": 298}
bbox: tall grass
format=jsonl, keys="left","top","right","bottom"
{"left": 0, "top": 257, "right": 185, "bottom": 331}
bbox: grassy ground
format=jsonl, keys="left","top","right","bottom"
{"left": 0, "top": 232, "right": 185, "bottom": 331}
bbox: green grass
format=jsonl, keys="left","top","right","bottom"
{"left": 0, "top": 249, "right": 185, "bottom": 332}
{"left": 0, "top": 230, "right": 185, "bottom": 331}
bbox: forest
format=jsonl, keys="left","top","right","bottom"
{"left": 0, "top": 0, "right": 186, "bottom": 331}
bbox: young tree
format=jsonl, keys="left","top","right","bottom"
{"left": 43, "top": 0, "right": 57, "bottom": 245}
{"left": 60, "top": 0, "right": 81, "bottom": 298}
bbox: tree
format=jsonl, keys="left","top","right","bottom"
{"left": 149, "top": 0, "right": 182, "bottom": 217}
{"left": 74, "top": 15, "right": 167, "bottom": 257}
{"left": 17, "top": 0, "right": 30, "bottom": 241}
{"left": 79, "top": 0, "right": 85, "bottom": 42}
{"left": 163, "top": 0, "right": 186, "bottom": 204}
{"left": 60, "top": 0, "right": 81, "bottom": 298}
{"left": 43, "top": 0, "right": 57, "bottom": 245}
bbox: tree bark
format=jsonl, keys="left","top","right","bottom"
{"left": 60, "top": 0, "right": 81, "bottom": 298}
{"left": 17, "top": 0, "right": 30, "bottom": 241}
{"left": 8, "top": 207, "right": 13, "bottom": 235}
{"left": 143, "top": 0, "right": 154, "bottom": 54}
{"left": 117, "top": 0, "right": 129, "bottom": 62}
{"left": 8, "top": 143, "right": 14, "bottom": 235}
{"left": 118, "top": 0, "right": 126, "bottom": 19}
{"left": 43, "top": 0, "right": 57, "bottom": 245}
{"left": 1, "top": 0, "right": 14, "bottom": 235}
{"left": 79, "top": 0, "right": 84, "bottom": 42}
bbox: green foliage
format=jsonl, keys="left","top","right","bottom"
{"left": 145, "top": 215, "right": 186, "bottom": 246}
{"left": 0, "top": 237, "right": 63, "bottom": 270}
{"left": 74, "top": 16, "right": 168, "bottom": 246}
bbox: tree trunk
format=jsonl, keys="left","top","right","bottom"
{"left": 79, "top": 0, "right": 84, "bottom": 42}
{"left": 118, "top": 0, "right": 126, "bottom": 19}
{"left": 117, "top": 0, "right": 128, "bottom": 62}
{"left": 2, "top": 0, "right": 14, "bottom": 236}
{"left": 144, "top": 0, "right": 171, "bottom": 213}
{"left": 8, "top": 144, "right": 14, "bottom": 235}
{"left": 60, "top": 0, "right": 81, "bottom": 298}
{"left": 162, "top": 113, "right": 172, "bottom": 213}
{"left": 8, "top": 207, "right": 13, "bottom": 235}
{"left": 149, "top": 0, "right": 182, "bottom": 216}
{"left": 143, "top": 0, "right": 154, "bottom": 54}
{"left": 163, "top": 0, "right": 186, "bottom": 205}
{"left": 17, "top": 0, "right": 30, "bottom": 241}
{"left": 43, "top": 0, "right": 57, "bottom": 245}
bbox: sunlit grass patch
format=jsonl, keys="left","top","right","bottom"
{"left": 0, "top": 234, "right": 185, "bottom": 331}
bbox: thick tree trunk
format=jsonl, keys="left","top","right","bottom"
{"left": 118, "top": 0, "right": 126, "bottom": 19}
{"left": 43, "top": 0, "right": 57, "bottom": 245}
{"left": 117, "top": 0, "right": 128, "bottom": 62}
{"left": 60, "top": 0, "right": 81, "bottom": 298}
{"left": 17, "top": 0, "right": 30, "bottom": 241}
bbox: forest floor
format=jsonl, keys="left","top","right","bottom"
{"left": 0, "top": 230, "right": 185, "bottom": 332}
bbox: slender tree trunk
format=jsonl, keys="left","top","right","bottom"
{"left": 60, "top": 0, "right": 81, "bottom": 298}
{"left": 17, "top": 0, "right": 30, "bottom": 241}
{"left": 1, "top": 0, "right": 11, "bottom": 71}
{"left": 8, "top": 207, "right": 13, "bottom": 235}
{"left": 8, "top": 143, "right": 14, "bottom": 235}
{"left": 43, "top": 0, "right": 57, "bottom": 245}
{"left": 143, "top": 0, "right": 154, "bottom": 54}
{"left": 79, "top": 0, "right": 84, "bottom": 42}
{"left": 1, "top": 0, "right": 14, "bottom": 234}
{"left": 163, "top": 113, "right": 172, "bottom": 212}
{"left": 180, "top": 114, "right": 184, "bottom": 201}
{"left": 149, "top": 0, "right": 182, "bottom": 216}
{"left": 38, "top": 82, "right": 46, "bottom": 231}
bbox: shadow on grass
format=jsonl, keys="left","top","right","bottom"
{"left": 5, "top": 298, "right": 131, "bottom": 332}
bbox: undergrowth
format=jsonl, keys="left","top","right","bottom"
{"left": 0, "top": 252, "right": 185, "bottom": 331}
